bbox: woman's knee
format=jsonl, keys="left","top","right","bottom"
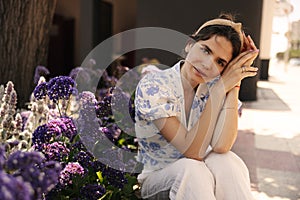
{"left": 173, "top": 158, "right": 214, "bottom": 181}
{"left": 205, "top": 151, "right": 249, "bottom": 178}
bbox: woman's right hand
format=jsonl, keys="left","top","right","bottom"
{"left": 220, "top": 49, "right": 259, "bottom": 93}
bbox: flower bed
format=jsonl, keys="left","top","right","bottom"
{"left": 0, "top": 64, "right": 140, "bottom": 200}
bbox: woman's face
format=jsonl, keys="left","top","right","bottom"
{"left": 182, "top": 35, "right": 233, "bottom": 85}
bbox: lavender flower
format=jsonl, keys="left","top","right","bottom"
{"left": 9, "top": 90, "right": 17, "bottom": 112}
{"left": 0, "top": 84, "right": 4, "bottom": 102}
{"left": 59, "top": 162, "right": 85, "bottom": 185}
{"left": 14, "top": 113, "right": 23, "bottom": 133}
{"left": 0, "top": 81, "right": 18, "bottom": 144}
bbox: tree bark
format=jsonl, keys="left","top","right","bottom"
{"left": 0, "top": 0, "right": 57, "bottom": 108}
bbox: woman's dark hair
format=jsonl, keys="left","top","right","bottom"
{"left": 190, "top": 13, "right": 242, "bottom": 60}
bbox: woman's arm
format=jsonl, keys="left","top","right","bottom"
{"left": 211, "top": 34, "right": 259, "bottom": 153}
{"left": 210, "top": 87, "right": 239, "bottom": 153}
{"left": 153, "top": 83, "right": 226, "bottom": 160}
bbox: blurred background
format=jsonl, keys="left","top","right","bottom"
{"left": 50, "top": 0, "right": 300, "bottom": 101}
{"left": 1, "top": 0, "right": 299, "bottom": 106}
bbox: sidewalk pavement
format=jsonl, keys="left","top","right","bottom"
{"left": 232, "top": 60, "right": 300, "bottom": 200}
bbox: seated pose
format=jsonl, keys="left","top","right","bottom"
{"left": 134, "top": 13, "right": 259, "bottom": 200}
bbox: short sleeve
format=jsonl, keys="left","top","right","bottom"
{"left": 135, "top": 73, "right": 179, "bottom": 122}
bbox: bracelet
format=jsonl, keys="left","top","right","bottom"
{"left": 221, "top": 107, "right": 237, "bottom": 110}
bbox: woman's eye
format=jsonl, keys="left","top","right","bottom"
{"left": 217, "top": 60, "right": 225, "bottom": 67}
{"left": 200, "top": 47, "right": 209, "bottom": 55}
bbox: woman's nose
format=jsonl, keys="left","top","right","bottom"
{"left": 202, "top": 57, "right": 214, "bottom": 70}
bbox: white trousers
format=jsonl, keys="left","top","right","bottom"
{"left": 138, "top": 151, "right": 254, "bottom": 200}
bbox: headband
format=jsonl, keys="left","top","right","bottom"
{"left": 193, "top": 19, "right": 244, "bottom": 51}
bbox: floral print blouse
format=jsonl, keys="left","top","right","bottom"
{"left": 135, "top": 61, "right": 220, "bottom": 172}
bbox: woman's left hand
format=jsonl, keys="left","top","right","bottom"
{"left": 231, "top": 33, "right": 259, "bottom": 88}
{"left": 241, "top": 33, "right": 258, "bottom": 66}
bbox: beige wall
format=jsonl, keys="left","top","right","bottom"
{"left": 260, "top": 0, "right": 275, "bottom": 60}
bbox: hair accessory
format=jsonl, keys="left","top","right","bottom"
{"left": 193, "top": 18, "right": 244, "bottom": 50}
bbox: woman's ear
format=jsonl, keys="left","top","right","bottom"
{"left": 184, "top": 41, "right": 194, "bottom": 53}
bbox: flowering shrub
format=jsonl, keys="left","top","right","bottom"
{"left": 0, "top": 63, "right": 140, "bottom": 199}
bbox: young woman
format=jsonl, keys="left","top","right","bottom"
{"left": 135, "top": 13, "right": 259, "bottom": 200}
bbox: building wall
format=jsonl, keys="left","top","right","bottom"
{"left": 134, "top": 0, "right": 263, "bottom": 100}
{"left": 135, "top": 0, "right": 263, "bottom": 66}
{"left": 55, "top": 0, "right": 81, "bottom": 65}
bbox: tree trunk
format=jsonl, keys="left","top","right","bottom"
{"left": 0, "top": 0, "right": 57, "bottom": 108}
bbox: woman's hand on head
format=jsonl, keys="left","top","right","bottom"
{"left": 241, "top": 33, "right": 258, "bottom": 66}
{"left": 220, "top": 49, "right": 259, "bottom": 92}
{"left": 242, "top": 33, "right": 257, "bottom": 52}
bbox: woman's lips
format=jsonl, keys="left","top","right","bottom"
{"left": 193, "top": 66, "right": 207, "bottom": 77}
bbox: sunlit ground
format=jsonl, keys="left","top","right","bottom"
{"left": 239, "top": 59, "right": 300, "bottom": 200}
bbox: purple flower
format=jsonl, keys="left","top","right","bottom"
{"left": 95, "top": 94, "right": 113, "bottom": 122}
{"left": 69, "top": 67, "right": 91, "bottom": 83}
{"left": 33, "top": 82, "right": 48, "bottom": 100}
{"left": 79, "top": 91, "right": 97, "bottom": 105}
{"left": 80, "top": 184, "right": 106, "bottom": 200}
{"left": 42, "top": 142, "right": 70, "bottom": 161}
{"left": 32, "top": 124, "right": 49, "bottom": 149}
{"left": 47, "top": 76, "right": 76, "bottom": 103}
{"left": 0, "top": 145, "right": 6, "bottom": 170}
{"left": 6, "top": 151, "right": 44, "bottom": 171}
{"left": 98, "top": 162, "right": 127, "bottom": 189}
{"left": 47, "top": 118, "right": 65, "bottom": 138}
{"left": 100, "top": 124, "right": 121, "bottom": 143}
{"left": 59, "top": 162, "right": 85, "bottom": 185}
{"left": 60, "top": 117, "right": 77, "bottom": 140}
{"left": 73, "top": 151, "right": 95, "bottom": 169}
{"left": 2, "top": 149, "right": 62, "bottom": 199}
{"left": 37, "top": 161, "right": 62, "bottom": 192}
{"left": 34, "top": 65, "right": 50, "bottom": 84}
{"left": 0, "top": 171, "right": 33, "bottom": 200}
{"left": 14, "top": 160, "right": 62, "bottom": 199}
